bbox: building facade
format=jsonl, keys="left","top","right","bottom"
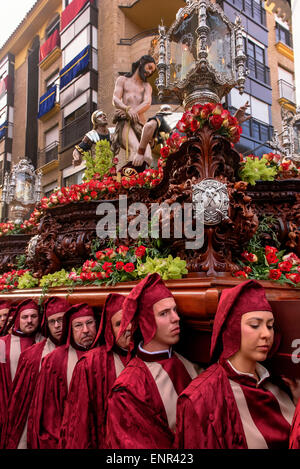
{"left": 0, "top": 0, "right": 294, "bottom": 221}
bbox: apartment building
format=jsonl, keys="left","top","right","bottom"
{"left": 0, "top": 0, "right": 294, "bottom": 221}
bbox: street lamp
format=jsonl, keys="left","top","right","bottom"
{"left": 156, "top": 0, "right": 247, "bottom": 109}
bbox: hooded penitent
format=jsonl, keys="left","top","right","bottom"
{"left": 210, "top": 279, "right": 274, "bottom": 363}
{"left": 0, "top": 300, "right": 12, "bottom": 336}
{"left": 117, "top": 273, "right": 173, "bottom": 351}
{"left": 41, "top": 296, "right": 70, "bottom": 345}
{"left": 12, "top": 299, "right": 40, "bottom": 337}
{"left": 4, "top": 297, "right": 70, "bottom": 449}
{"left": 64, "top": 303, "right": 96, "bottom": 350}
{"left": 93, "top": 293, "right": 125, "bottom": 351}
{"left": 59, "top": 293, "right": 127, "bottom": 449}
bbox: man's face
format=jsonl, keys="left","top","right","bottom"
{"left": 47, "top": 312, "right": 66, "bottom": 342}
{"left": 148, "top": 297, "right": 180, "bottom": 351}
{"left": 0, "top": 308, "right": 9, "bottom": 328}
{"left": 19, "top": 309, "right": 39, "bottom": 334}
{"left": 95, "top": 111, "right": 108, "bottom": 126}
{"left": 111, "top": 309, "right": 132, "bottom": 350}
{"left": 72, "top": 315, "right": 97, "bottom": 349}
{"left": 139, "top": 61, "right": 156, "bottom": 82}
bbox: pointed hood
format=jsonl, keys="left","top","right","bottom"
{"left": 64, "top": 303, "right": 96, "bottom": 350}
{"left": 11, "top": 299, "right": 40, "bottom": 336}
{"left": 117, "top": 273, "right": 174, "bottom": 351}
{"left": 92, "top": 293, "right": 125, "bottom": 351}
{"left": 210, "top": 280, "right": 275, "bottom": 363}
{"left": 41, "top": 296, "right": 70, "bottom": 344}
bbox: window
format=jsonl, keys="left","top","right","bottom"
{"left": 46, "top": 15, "right": 60, "bottom": 39}
{"left": 232, "top": 0, "right": 266, "bottom": 25}
{"left": 276, "top": 23, "right": 293, "bottom": 48}
{"left": 46, "top": 72, "right": 60, "bottom": 103}
{"left": 62, "top": 27, "right": 90, "bottom": 67}
{"left": 64, "top": 104, "right": 86, "bottom": 126}
{"left": 244, "top": 37, "right": 269, "bottom": 84}
{"left": 64, "top": 169, "right": 85, "bottom": 187}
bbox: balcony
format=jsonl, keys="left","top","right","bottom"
{"left": 39, "top": 29, "right": 61, "bottom": 71}
{"left": 60, "top": 111, "right": 91, "bottom": 151}
{"left": 278, "top": 79, "right": 296, "bottom": 110}
{"left": 38, "top": 142, "right": 59, "bottom": 173}
{"left": 247, "top": 56, "right": 270, "bottom": 85}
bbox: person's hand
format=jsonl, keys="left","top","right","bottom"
{"left": 72, "top": 149, "right": 82, "bottom": 167}
{"left": 115, "top": 109, "right": 127, "bottom": 119}
{"left": 234, "top": 101, "right": 251, "bottom": 124}
{"left": 128, "top": 109, "right": 139, "bottom": 123}
{"left": 281, "top": 376, "right": 300, "bottom": 405}
{"left": 132, "top": 152, "right": 145, "bottom": 167}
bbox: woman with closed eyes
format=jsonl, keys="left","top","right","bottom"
{"left": 175, "top": 280, "right": 299, "bottom": 449}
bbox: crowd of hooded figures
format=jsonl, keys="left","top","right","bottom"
{"left": 0, "top": 273, "right": 300, "bottom": 449}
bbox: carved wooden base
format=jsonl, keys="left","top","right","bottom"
{"left": 0, "top": 234, "right": 33, "bottom": 273}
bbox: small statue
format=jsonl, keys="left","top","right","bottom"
{"left": 73, "top": 110, "right": 111, "bottom": 167}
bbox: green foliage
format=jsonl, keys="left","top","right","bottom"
{"left": 15, "top": 254, "right": 27, "bottom": 270}
{"left": 137, "top": 255, "right": 188, "bottom": 280}
{"left": 82, "top": 140, "right": 114, "bottom": 181}
{"left": 39, "top": 269, "right": 74, "bottom": 289}
{"left": 17, "top": 272, "right": 39, "bottom": 289}
{"left": 239, "top": 155, "right": 278, "bottom": 186}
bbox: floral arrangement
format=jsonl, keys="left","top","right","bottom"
{"left": 239, "top": 152, "right": 300, "bottom": 186}
{"left": 158, "top": 103, "right": 242, "bottom": 167}
{"left": 0, "top": 269, "right": 32, "bottom": 293}
{"left": 234, "top": 246, "right": 300, "bottom": 286}
{"left": 0, "top": 219, "right": 38, "bottom": 237}
{"left": 82, "top": 140, "right": 118, "bottom": 182}
{"left": 70, "top": 243, "right": 187, "bottom": 286}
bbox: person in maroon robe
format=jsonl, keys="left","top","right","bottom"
{"left": 0, "top": 299, "right": 43, "bottom": 448}
{"left": 59, "top": 293, "right": 133, "bottom": 449}
{"left": 175, "top": 280, "right": 299, "bottom": 449}
{"left": 4, "top": 296, "right": 70, "bottom": 449}
{"left": 0, "top": 300, "right": 11, "bottom": 334}
{"left": 290, "top": 399, "right": 300, "bottom": 448}
{"left": 105, "top": 273, "right": 200, "bottom": 449}
{"left": 26, "top": 303, "right": 98, "bottom": 449}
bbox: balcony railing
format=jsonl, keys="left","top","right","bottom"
{"left": 38, "top": 142, "right": 59, "bottom": 167}
{"left": 247, "top": 56, "right": 270, "bottom": 85}
{"left": 118, "top": 28, "right": 159, "bottom": 46}
{"left": 60, "top": 111, "right": 91, "bottom": 150}
{"left": 278, "top": 79, "right": 296, "bottom": 105}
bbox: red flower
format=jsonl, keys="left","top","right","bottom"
{"left": 134, "top": 246, "right": 146, "bottom": 258}
{"left": 191, "top": 104, "right": 203, "bottom": 116}
{"left": 269, "top": 269, "right": 282, "bottom": 280}
{"left": 265, "top": 245, "right": 278, "bottom": 255}
{"left": 266, "top": 252, "right": 279, "bottom": 265}
{"left": 102, "top": 262, "right": 113, "bottom": 271}
{"left": 90, "top": 191, "right": 98, "bottom": 199}
{"left": 241, "top": 251, "right": 258, "bottom": 263}
{"left": 95, "top": 251, "right": 105, "bottom": 260}
{"left": 104, "top": 248, "right": 116, "bottom": 259}
{"left": 286, "top": 273, "right": 300, "bottom": 284}
{"left": 233, "top": 270, "right": 248, "bottom": 278}
{"left": 209, "top": 115, "right": 223, "bottom": 130}
{"left": 115, "top": 261, "right": 125, "bottom": 271}
{"left": 190, "top": 119, "right": 200, "bottom": 132}
{"left": 117, "top": 245, "right": 129, "bottom": 256}
{"left": 278, "top": 261, "right": 293, "bottom": 272}
{"left": 243, "top": 266, "right": 252, "bottom": 274}
{"left": 123, "top": 262, "right": 135, "bottom": 273}
{"left": 176, "top": 120, "right": 187, "bottom": 132}
{"left": 160, "top": 146, "right": 170, "bottom": 158}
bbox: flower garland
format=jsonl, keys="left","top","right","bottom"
{"left": 158, "top": 102, "right": 242, "bottom": 168}
{"left": 0, "top": 245, "right": 188, "bottom": 293}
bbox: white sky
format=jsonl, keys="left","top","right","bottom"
{"left": 0, "top": 0, "right": 37, "bottom": 49}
